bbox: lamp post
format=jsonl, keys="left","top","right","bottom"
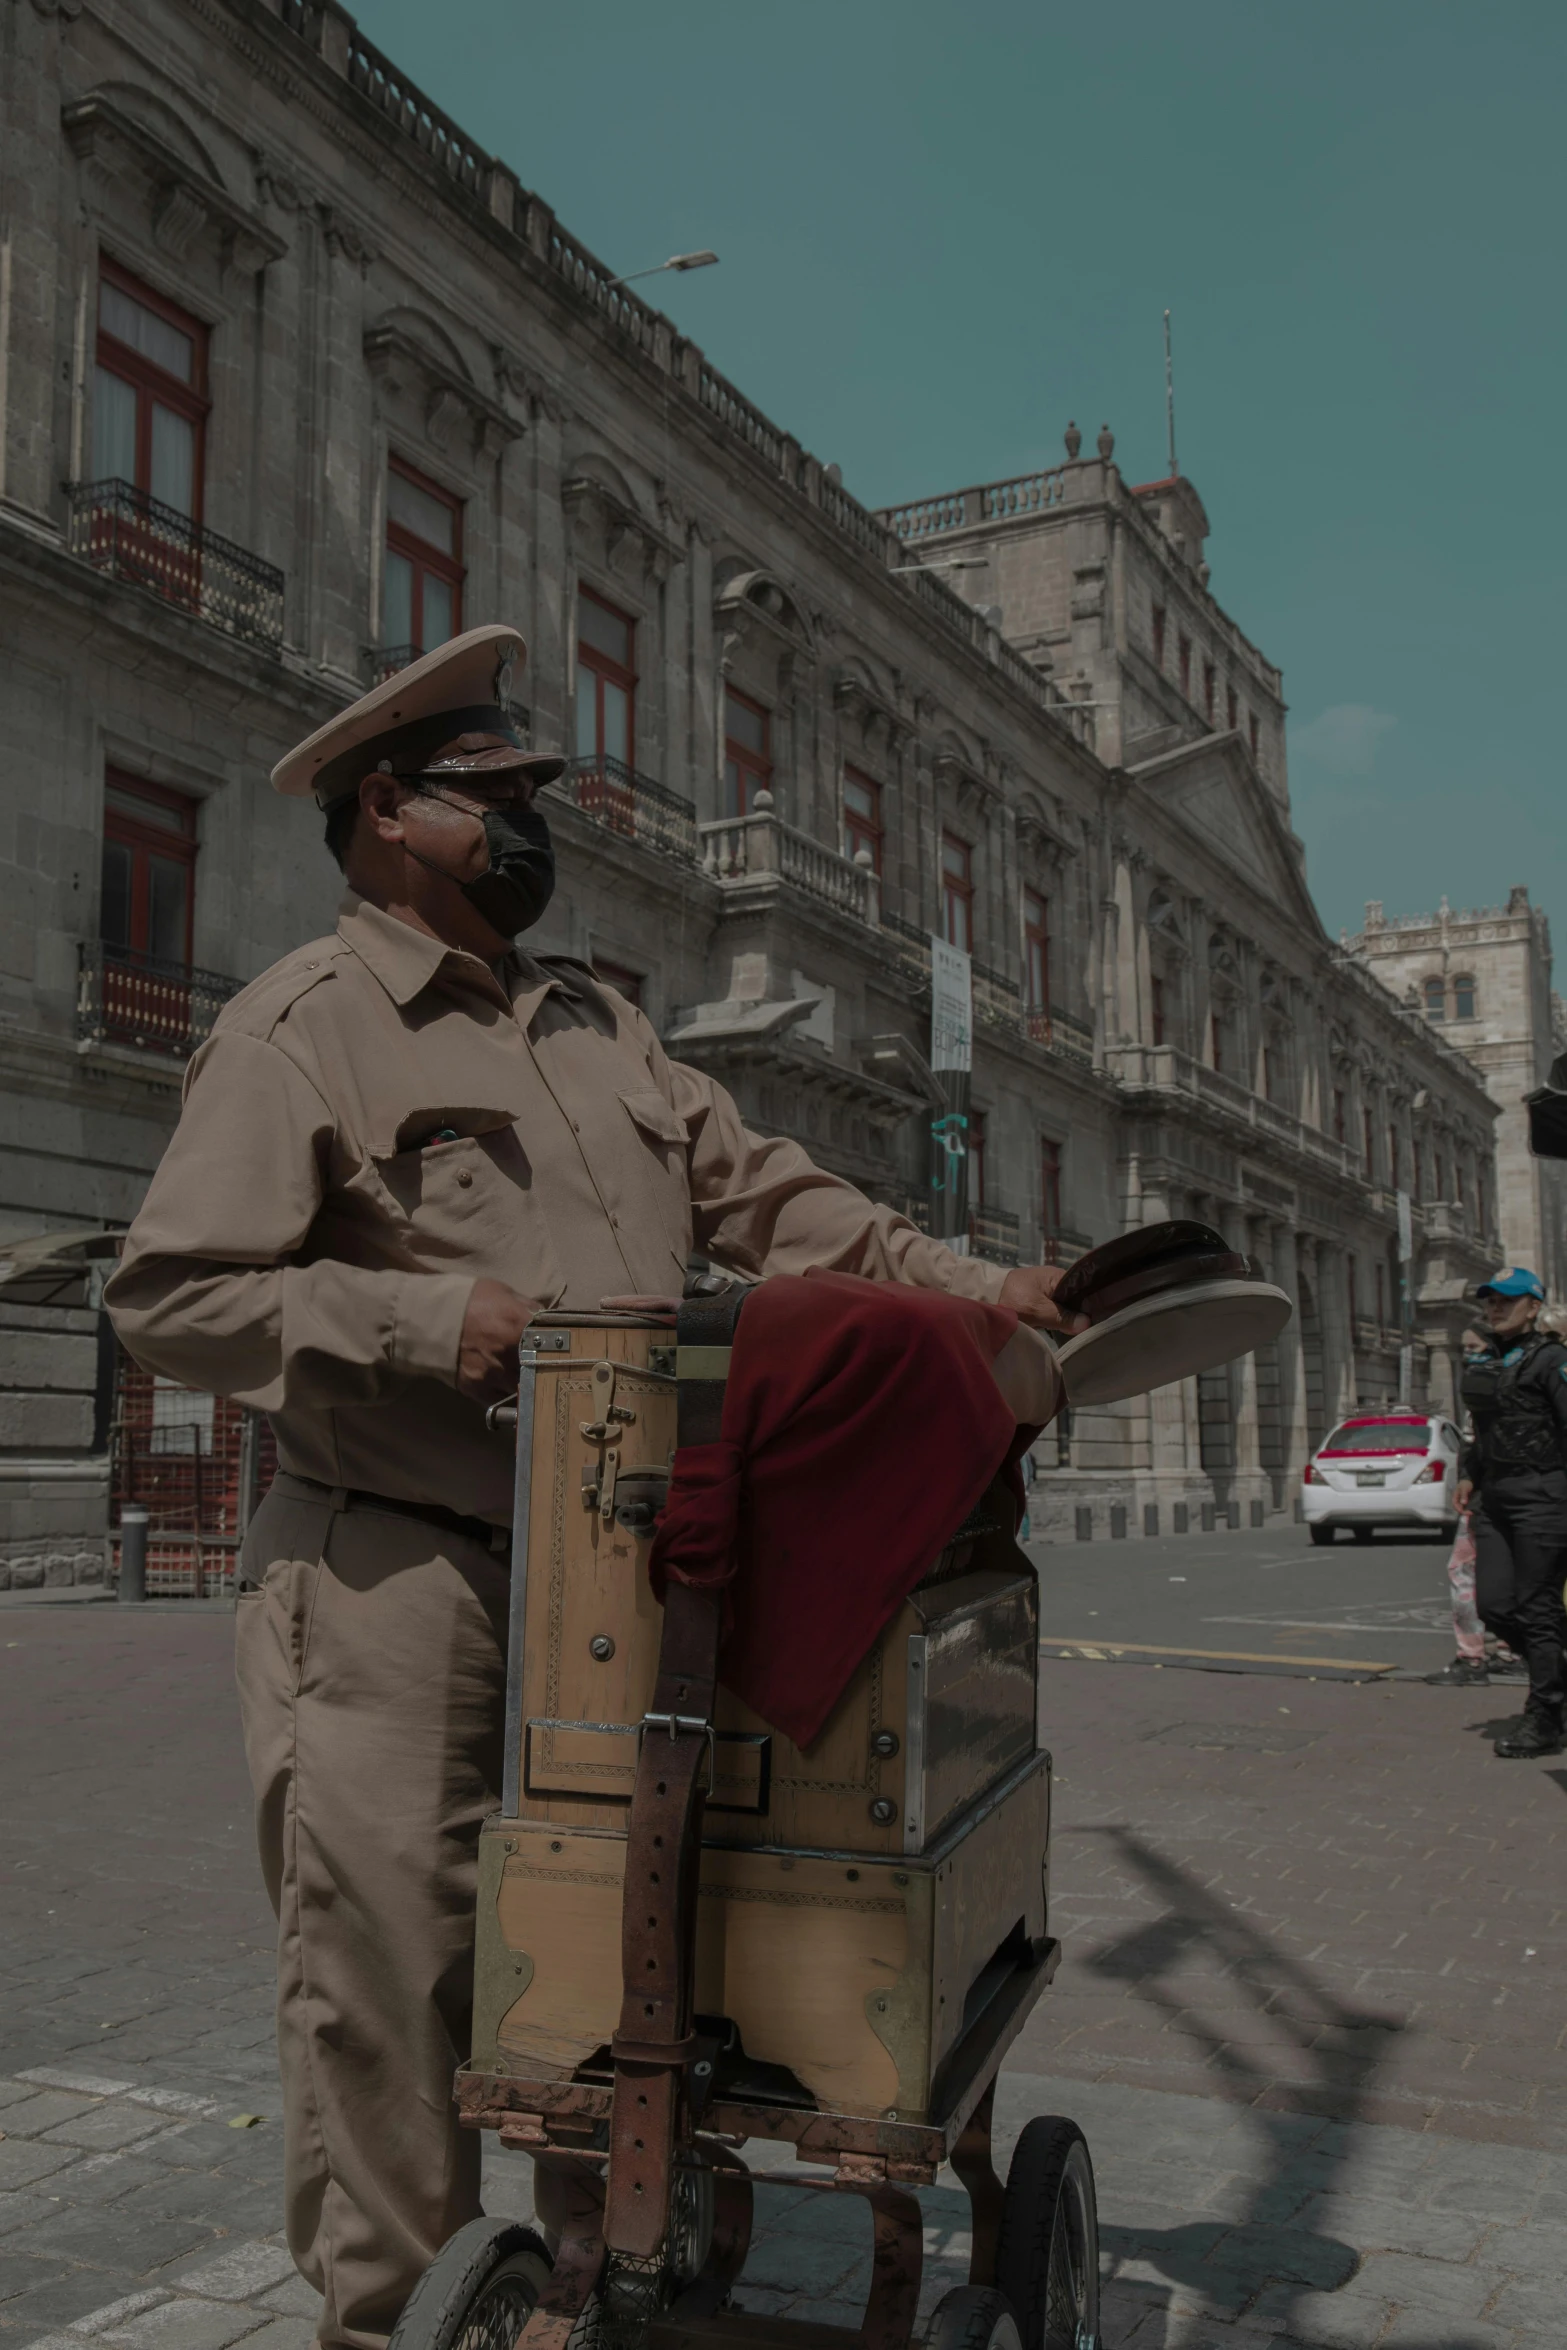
{"left": 609, "top": 251, "right": 719, "bottom": 289}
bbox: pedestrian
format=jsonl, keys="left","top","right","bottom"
{"left": 1426, "top": 1329, "right": 1527, "bottom": 1689}
{"left": 103, "top": 627, "right": 1083, "bottom": 2350}
{"left": 1454, "top": 1270, "right": 1567, "bottom": 1756}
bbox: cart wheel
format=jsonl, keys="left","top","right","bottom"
{"left": 993, "top": 2119, "right": 1100, "bottom": 2350}
{"left": 924, "top": 2285, "right": 1022, "bottom": 2350}
{"left": 387, "top": 2218, "right": 553, "bottom": 2350}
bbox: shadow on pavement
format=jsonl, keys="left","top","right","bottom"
{"left": 1079, "top": 1827, "right": 1382, "bottom": 2343}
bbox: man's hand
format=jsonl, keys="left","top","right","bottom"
{"left": 457, "top": 1278, "right": 537, "bottom": 1401}
{"left": 998, "top": 1263, "right": 1090, "bottom": 1337}
{"left": 1455, "top": 1478, "right": 1474, "bottom": 1514}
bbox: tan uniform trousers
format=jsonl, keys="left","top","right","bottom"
{"left": 235, "top": 1475, "right": 510, "bottom": 2350}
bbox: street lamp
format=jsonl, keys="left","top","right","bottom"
{"left": 888, "top": 557, "right": 990, "bottom": 575}
{"left": 610, "top": 250, "right": 720, "bottom": 288}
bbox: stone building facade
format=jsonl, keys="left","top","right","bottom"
{"left": 0, "top": 0, "right": 1501, "bottom": 1578}
{"left": 1345, "top": 892, "right": 1567, "bottom": 1305}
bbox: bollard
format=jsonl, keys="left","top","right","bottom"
{"left": 118, "top": 1504, "right": 148, "bottom": 1603}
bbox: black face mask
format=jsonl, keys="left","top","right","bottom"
{"left": 410, "top": 796, "right": 556, "bottom": 938}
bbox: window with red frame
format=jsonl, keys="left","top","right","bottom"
{"left": 591, "top": 957, "right": 644, "bottom": 1009}
{"left": 1249, "top": 712, "right": 1260, "bottom": 758}
{"left": 967, "top": 1109, "right": 987, "bottom": 1208}
{"left": 1041, "top": 1137, "right": 1063, "bottom": 1240}
{"left": 723, "top": 688, "right": 772, "bottom": 817}
{"left": 101, "top": 771, "right": 197, "bottom": 968}
{"left": 1347, "top": 1254, "right": 1359, "bottom": 1328}
{"left": 1150, "top": 974, "right": 1167, "bottom": 1047}
{"left": 383, "top": 458, "right": 463, "bottom": 656}
{"left": 1388, "top": 1125, "right": 1401, "bottom": 1191}
{"left": 1375, "top": 1263, "right": 1386, "bottom": 1327}
{"left": 1023, "top": 888, "right": 1050, "bottom": 1024}
{"left": 1363, "top": 1107, "right": 1374, "bottom": 1176}
{"left": 92, "top": 261, "right": 209, "bottom": 519}
{"left": 942, "top": 833, "right": 974, "bottom": 953}
{"left": 843, "top": 767, "right": 883, "bottom": 871}
{"left": 1226, "top": 683, "right": 1238, "bottom": 732}
{"left": 576, "top": 588, "right": 636, "bottom": 772}
{"left": 1203, "top": 660, "right": 1216, "bottom": 722}
{"left": 1209, "top": 1009, "right": 1224, "bottom": 1074}
{"left": 1151, "top": 605, "right": 1166, "bottom": 667}
{"left": 1178, "top": 634, "right": 1191, "bottom": 698}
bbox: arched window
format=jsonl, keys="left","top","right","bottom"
{"left": 1423, "top": 977, "right": 1445, "bottom": 1020}
{"left": 1453, "top": 975, "right": 1477, "bottom": 1020}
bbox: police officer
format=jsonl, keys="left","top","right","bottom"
{"left": 105, "top": 626, "right": 1077, "bottom": 2350}
{"left": 1455, "top": 1266, "right": 1567, "bottom": 1758}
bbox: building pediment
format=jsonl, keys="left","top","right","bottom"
{"left": 1126, "top": 731, "right": 1323, "bottom": 942}
{"left": 362, "top": 323, "right": 522, "bottom": 462}
{"left": 63, "top": 93, "right": 286, "bottom": 277}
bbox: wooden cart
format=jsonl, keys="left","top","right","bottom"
{"left": 390, "top": 1296, "right": 1099, "bottom": 2350}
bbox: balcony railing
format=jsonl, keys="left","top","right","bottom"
{"left": 66, "top": 480, "right": 285, "bottom": 653}
{"left": 1025, "top": 1006, "right": 1096, "bottom": 1065}
{"left": 362, "top": 642, "right": 418, "bottom": 684}
{"left": 1103, "top": 1043, "right": 1364, "bottom": 1180}
{"left": 1041, "top": 1228, "right": 1095, "bottom": 1267}
{"left": 78, "top": 942, "right": 245, "bottom": 1060}
{"left": 699, "top": 807, "right": 879, "bottom": 926}
{"left": 970, "top": 1204, "right": 1021, "bottom": 1266}
{"left": 555, "top": 755, "right": 697, "bottom": 863}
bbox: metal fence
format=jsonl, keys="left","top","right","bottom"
{"left": 78, "top": 941, "right": 243, "bottom": 1060}
{"left": 110, "top": 1358, "right": 276, "bottom": 1597}
{"left": 560, "top": 755, "right": 698, "bottom": 862}
{"left": 66, "top": 479, "right": 286, "bottom": 652}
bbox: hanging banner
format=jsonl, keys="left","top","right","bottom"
{"left": 930, "top": 937, "right": 973, "bottom": 1073}
{"left": 929, "top": 936, "right": 973, "bottom": 1244}
{"left": 1396, "top": 1189, "right": 1413, "bottom": 1264}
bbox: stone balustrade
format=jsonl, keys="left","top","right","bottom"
{"left": 698, "top": 803, "right": 879, "bottom": 927}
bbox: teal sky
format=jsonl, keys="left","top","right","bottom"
{"left": 352, "top": 0, "right": 1565, "bottom": 951}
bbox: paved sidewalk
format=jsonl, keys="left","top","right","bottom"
{"left": 2, "top": 1604, "right": 1564, "bottom": 2349}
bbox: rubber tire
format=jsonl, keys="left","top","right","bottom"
{"left": 1352, "top": 1526, "right": 1376, "bottom": 1544}
{"left": 993, "top": 2118, "right": 1100, "bottom": 2350}
{"left": 387, "top": 2219, "right": 553, "bottom": 2350}
{"left": 1308, "top": 1525, "right": 1336, "bottom": 1547}
{"left": 924, "top": 2286, "right": 1024, "bottom": 2350}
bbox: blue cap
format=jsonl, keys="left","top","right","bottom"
{"left": 1477, "top": 1267, "right": 1546, "bottom": 1301}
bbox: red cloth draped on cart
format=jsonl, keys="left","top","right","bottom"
{"left": 647, "top": 1268, "right": 1033, "bottom": 1748}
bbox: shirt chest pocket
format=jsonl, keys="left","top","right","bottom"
{"left": 366, "top": 1108, "right": 565, "bottom": 1301}
{"left": 618, "top": 1088, "right": 692, "bottom": 1267}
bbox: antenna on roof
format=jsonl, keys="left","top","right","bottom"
{"left": 1163, "top": 308, "right": 1177, "bottom": 481}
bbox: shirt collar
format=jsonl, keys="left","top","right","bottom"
{"left": 337, "top": 894, "right": 576, "bottom": 1023}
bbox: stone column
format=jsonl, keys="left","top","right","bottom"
{"left": 1220, "top": 1204, "right": 1263, "bottom": 1479}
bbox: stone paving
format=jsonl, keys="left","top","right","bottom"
{"left": 2, "top": 1605, "right": 1564, "bottom": 2350}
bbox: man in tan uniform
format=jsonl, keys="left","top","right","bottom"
{"left": 106, "top": 626, "right": 1075, "bottom": 2350}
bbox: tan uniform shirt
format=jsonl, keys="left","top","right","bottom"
{"left": 106, "top": 896, "right": 1006, "bottom": 1523}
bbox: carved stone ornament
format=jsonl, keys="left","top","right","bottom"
{"left": 714, "top": 569, "right": 813, "bottom": 655}
{"left": 561, "top": 473, "right": 678, "bottom": 583}
{"left": 831, "top": 671, "right": 908, "bottom": 753}
{"left": 363, "top": 324, "right": 523, "bottom": 465}
{"left": 63, "top": 96, "right": 287, "bottom": 278}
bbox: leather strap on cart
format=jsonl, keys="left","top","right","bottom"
{"left": 602, "top": 1284, "right": 746, "bottom": 2261}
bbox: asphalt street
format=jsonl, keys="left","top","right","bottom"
{"left": 1030, "top": 1519, "right": 1462, "bottom": 1678}
{"left": 1, "top": 1552, "right": 1564, "bottom": 2350}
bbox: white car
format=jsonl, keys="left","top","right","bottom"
{"left": 1301, "top": 1407, "right": 1462, "bottom": 1545}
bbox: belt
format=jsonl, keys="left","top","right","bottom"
{"left": 279, "top": 1474, "right": 511, "bottom": 1559}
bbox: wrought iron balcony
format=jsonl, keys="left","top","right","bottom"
{"left": 361, "top": 642, "right": 418, "bottom": 684}
{"left": 1041, "top": 1228, "right": 1094, "bottom": 1267}
{"left": 558, "top": 755, "right": 698, "bottom": 863}
{"left": 969, "top": 1203, "right": 1021, "bottom": 1266}
{"left": 78, "top": 942, "right": 244, "bottom": 1060}
{"left": 66, "top": 480, "right": 285, "bottom": 653}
